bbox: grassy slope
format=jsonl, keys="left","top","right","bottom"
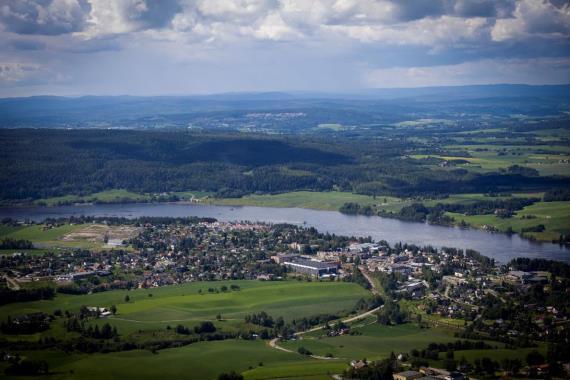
{"left": 1, "top": 340, "right": 345, "bottom": 380}
{"left": 211, "top": 191, "right": 389, "bottom": 211}
{"left": 0, "top": 280, "right": 367, "bottom": 379}
{"left": 33, "top": 189, "right": 212, "bottom": 206}
{"left": 447, "top": 201, "right": 570, "bottom": 242}
{"left": 0, "top": 224, "right": 81, "bottom": 242}
{"left": 281, "top": 323, "right": 456, "bottom": 361}
{"left": 449, "top": 345, "right": 547, "bottom": 365}
{"left": 37, "top": 189, "right": 150, "bottom": 206}
{"left": 0, "top": 280, "right": 370, "bottom": 334}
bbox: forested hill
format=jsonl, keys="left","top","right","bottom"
{"left": 1, "top": 129, "right": 569, "bottom": 202}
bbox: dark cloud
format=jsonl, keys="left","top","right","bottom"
{"left": 390, "top": 0, "right": 447, "bottom": 21}
{"left": 549, "top": 0, "right": 570, "bottom": 9}
{"left": 10, "top": 39, "right": 46, "bottom": 51}
{"left": 127, "top": 0, "right": 182, "bottom": 30}
{"left": 0, "top": 0, "right": 91, "bottom": 35}
{"left": 390, "top": 0, "right": 517, "bottom": 21}
{"left": 452, "top": 0, "right": 515, "bottom": 18}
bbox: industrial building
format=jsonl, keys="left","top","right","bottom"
{"left": 282, "top": 258, "right": 338, "bottom": 277}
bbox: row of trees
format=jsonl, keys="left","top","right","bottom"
{"left": 0, "top": 238, "right": 33, "bottom": 249}
{"left": 0, "top": 287, "right": 55, "bottom": 306}
{"left": 173, "top": 321, "right": 217, "bottom": 335}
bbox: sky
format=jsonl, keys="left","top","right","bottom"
{"left": 0, "top": 0, "right": 569, "bottom": 96}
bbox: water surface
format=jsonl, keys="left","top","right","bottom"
{"left": 1, "top": 203, "right": 568, "bottom": 263}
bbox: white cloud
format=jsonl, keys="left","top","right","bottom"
{"left": 1, "top": 0, "right": 569, "bottom": 95}
{"left": 492, "top": 0, "right": 570, "bottom": 41}
{"left": 322, "top": 16, "right": 489, "bottom": 46}
{"left": 242, "top": 11, "right": 302, "bottom": 40}
{"left": 78, "top": 0, "right": 181, "bottom": 38}
{"left": 0, "top": 0, "right": 89, "bottom": 35}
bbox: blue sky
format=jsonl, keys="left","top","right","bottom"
{"left": 0, "top": 0, "right": 569, "bottom": 96}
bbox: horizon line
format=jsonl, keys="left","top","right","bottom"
{"left": 1, "top": 83, "right": 570, "bottom": 100}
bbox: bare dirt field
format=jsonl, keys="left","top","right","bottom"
{"left": 61, "top": 224, "right": 140, "bottom": 245}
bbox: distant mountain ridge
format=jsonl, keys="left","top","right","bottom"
{"left": 0, "top": 84, "right": 568, "bottom": 128}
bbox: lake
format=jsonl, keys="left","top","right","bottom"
{"left": 1, "top": 203, "right": 568, "bottom": 263}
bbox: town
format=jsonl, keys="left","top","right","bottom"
{"left": 0, "top": 216, "right": 568, "bottom": 378}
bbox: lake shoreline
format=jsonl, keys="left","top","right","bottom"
{"left": 0, "top": 202, "right": 568, "bottom": 263}
{"left": 2, "top": 195, "right": 567, "bottom": 248}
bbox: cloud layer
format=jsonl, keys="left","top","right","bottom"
{"left": 0, "top": 0, "right": 569, "bottom": 95}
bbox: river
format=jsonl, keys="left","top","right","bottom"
{"left": 0, "top": 203, "right": 568, "bottom": 263}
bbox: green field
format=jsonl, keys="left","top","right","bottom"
{"left": 281, "top": 323, "right": 456, "bottom": 361}
{"left": 411, "top": 143, "right": 570, "bottom": 176}
{"left": 447, "top": 200, "right": 570, "bottom": 242}
{"left": 0, "top": 223, "right": 134, "bottom": 251}
{"left": 27, "top": 189, "right": 212, "bottom": 207}
{"left": 0, "top": 224, "right": 82, "bottom": 242}
{"left": 448, "top": 345, "right": 547, "bottom": 365}
{"left": 35, "top": 189, "right": 151, "bottom": 206}
{"left": 0, "top": 280, "right": 371, "bottom": 379}
{"left": 213, "top": 191, "right": 400, "bottom": 211}
{"left": 0, "top": 280, "right": 370, "bottom": 334}
{"left": 0, "top": 340, "right": 346, "bottom": 380}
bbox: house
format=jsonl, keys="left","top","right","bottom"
{"left": 505, "top": 270, "right": 532, "bottom": 284}
{"left": 351, "top": 359, "right": 368, "bottom": 370}
{"left": 87, "top": 307, "right": 112, "bottom": 317}
{"left": 387, "top": 264, "right": 412, "bottom": 275}
{"left": 419, "top": 367, "right": 464, "bottom": 380}
{"left": 396, "top": 281, "right": 427, "bottom": 298}
{"left": 393, "top": 371, "right": 422, "bottom": 380}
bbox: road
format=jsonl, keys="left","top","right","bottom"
{"left": 3, "top": 275, "right": 20, "bottom": 290}
{"left": 268, "top": 305, "right": 382, "bottom": 358}
{"left": 357, "top": 265, "right": 380, "bottom": 295}
{"left": 268, "top": 267, "right": 382, "bottom": 358}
